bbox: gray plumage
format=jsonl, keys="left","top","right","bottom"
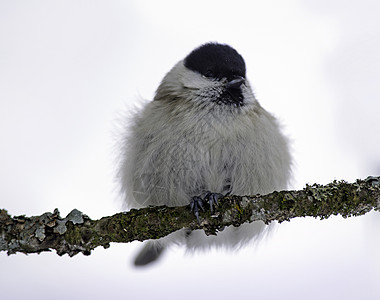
{"left": 117, "top": 43, "right": 292, "bottom": 266}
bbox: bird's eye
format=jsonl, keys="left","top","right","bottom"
{"left": 204, "top": 70, "right": 214, "bottom": 78}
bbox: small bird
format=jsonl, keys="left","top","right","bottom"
{"left": 118, "top": 42, "right": 292, "bottom": 266}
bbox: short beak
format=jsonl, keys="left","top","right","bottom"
{"left": 225, "top": 76, "right": 245, "bottom": 89}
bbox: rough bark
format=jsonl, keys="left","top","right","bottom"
{"left": 1, "top": 177, "right": 379, "bottom": 257}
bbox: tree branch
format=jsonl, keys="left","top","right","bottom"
{"left": 1, "top": 177, "right": 379, "bottom": 257}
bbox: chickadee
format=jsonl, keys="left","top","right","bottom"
{"left": 118, "top": 42, "right": 292, "bottom": 266}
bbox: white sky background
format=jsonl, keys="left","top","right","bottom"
{"left": 0, "top": 0, "right": 379, "bottom": 299}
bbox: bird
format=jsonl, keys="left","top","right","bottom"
{"left": 117, "top": 42, "right": 292, "bottom": 266}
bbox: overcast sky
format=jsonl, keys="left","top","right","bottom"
{"left": 1, "top": 1, "right": 379, "bottom": 299}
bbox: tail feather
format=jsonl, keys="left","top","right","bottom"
{"left": 134, "top": 241, "right": 165, "bottom": 266}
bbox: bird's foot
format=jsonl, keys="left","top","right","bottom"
{"left": 190, "top": 191, "right": 224, "bottom": 222}
{"left": 190, "top": 196, "right": 204, "bottom": 223}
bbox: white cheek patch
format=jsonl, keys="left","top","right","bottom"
{"left": 182, "top": 71, "right": 217, "bottom": 90}
{"left": 240, "top": 83, "right": 257, "bottom": 105}
{"left": 181, "top": 71, "right": 225, "bottom": 102}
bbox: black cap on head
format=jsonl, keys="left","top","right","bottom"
{"left": 184, "top": 43, "right": 246, "bottom": 81}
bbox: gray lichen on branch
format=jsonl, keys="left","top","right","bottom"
{"left": 1, "top": 177, "right": 379, "bottom": 257}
